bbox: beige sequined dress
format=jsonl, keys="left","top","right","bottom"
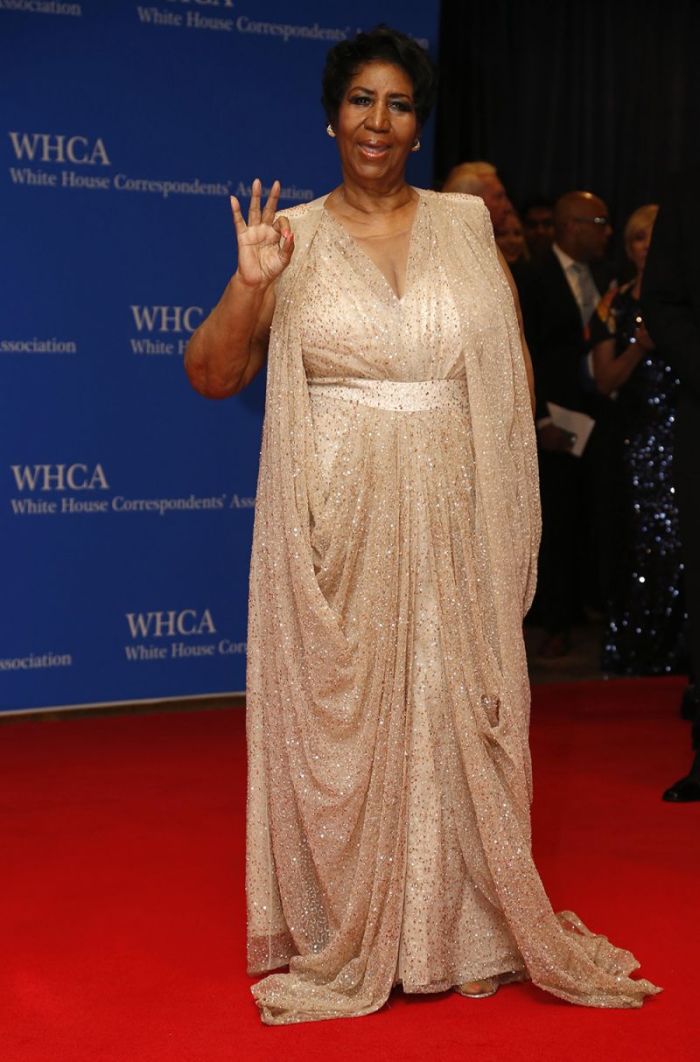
{"left": 245, "top": 190, "right": 659, "bottom": 1024}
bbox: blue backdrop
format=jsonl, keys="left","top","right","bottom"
{"left": 0, "top": 0, "right": 439, "bottom": 714}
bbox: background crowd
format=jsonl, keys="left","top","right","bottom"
{"left": 442, "top": 163, "right": 684, "bottom": 662}
{"left": 439, "top": 159, "right": 698, "bottom": 800}
{"left": 432, "top": 0, "right": 700, "bottom": 804}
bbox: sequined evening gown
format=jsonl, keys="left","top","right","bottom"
{"left": 245, "top": 191, "right": 660, "bottom": 1024}
{"left": 590, "top": 285, "right": 686, "bottom": 675}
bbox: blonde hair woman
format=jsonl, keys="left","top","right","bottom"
{"left": 591, "top": 205, "right": 685, "bottom": 674}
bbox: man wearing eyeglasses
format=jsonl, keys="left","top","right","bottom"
{"left": 517, "top": 191, "right": 614, "bottom": 659}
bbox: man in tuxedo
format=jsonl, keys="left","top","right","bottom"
{"left": 517, "top": 191, "right": 613, "bottom": 657}
{"left": 642, "top": 172, "right": 700, "bottom": 802}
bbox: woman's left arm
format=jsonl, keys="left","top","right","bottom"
{"left": 497, "top": 249, "right": 536, "bottom": 416}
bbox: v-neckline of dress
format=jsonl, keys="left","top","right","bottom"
{"left": 322, "top": 191, "right": 423, "bottom": 305}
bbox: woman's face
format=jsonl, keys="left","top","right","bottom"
{"left": 626, "top": 220, "right": 654, "bottom": 275}
{"left": 496, "top": 213, "right": 526, "bottom": 264}
{"left": 333, "top": 61, "right": 418, "bottom": 187}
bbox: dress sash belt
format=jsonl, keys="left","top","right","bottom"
{"left": 307, "top": 376, "right": 468, "bottom": 412}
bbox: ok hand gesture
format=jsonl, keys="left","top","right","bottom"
{"left": 230, "top": 178, "right": 294, "bottom": 289}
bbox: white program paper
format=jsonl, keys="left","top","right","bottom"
{"left": 546, "top": 403, "right": 595, "bottom": 457}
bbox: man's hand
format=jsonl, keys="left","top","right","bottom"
{"left": 538, "top": 423, "right": 575, "bottom": 453}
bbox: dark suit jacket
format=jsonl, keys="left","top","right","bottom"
{"left": 641, "top": 172, "right": 700, "bottom": 475}
{"left": 515, "top": 250, "right": 612, "bottom": 421}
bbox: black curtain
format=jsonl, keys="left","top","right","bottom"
{"left": 435, "top": 0, "right": 700, "bottom": 233}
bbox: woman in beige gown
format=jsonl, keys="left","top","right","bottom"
{"left": 185, "top": 27, "right": 659, "bottom": 1025}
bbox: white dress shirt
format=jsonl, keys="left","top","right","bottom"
{"left": 536, "top": 245, "right": 602, "bottom": 429}
{"left": 551, "top": 242, "right": 601, "bottom": 326}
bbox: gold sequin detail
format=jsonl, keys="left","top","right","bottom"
{"left": 245, "top": 190, "right": 660, "bottom": 1024}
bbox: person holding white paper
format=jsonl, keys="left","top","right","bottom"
{"left": 517, "top": 191, "right": 614, "bottom": 657}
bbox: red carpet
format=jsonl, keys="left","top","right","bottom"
{"left": 1, "top": 678, "right": 698, "bottom": 1061}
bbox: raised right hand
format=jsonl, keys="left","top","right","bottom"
{"left": 230, "top": 177, "right": 294, "bottom": 289}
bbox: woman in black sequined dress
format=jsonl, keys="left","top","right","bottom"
{"left": 591, "top": 204, "right": 685, "bottom": 674}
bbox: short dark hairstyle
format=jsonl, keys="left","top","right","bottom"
{"left": 322, "top": 25, "right": 437, "bottom": 129}
{"left": 520, "top": 197, "right": 555, "bottom": 217}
